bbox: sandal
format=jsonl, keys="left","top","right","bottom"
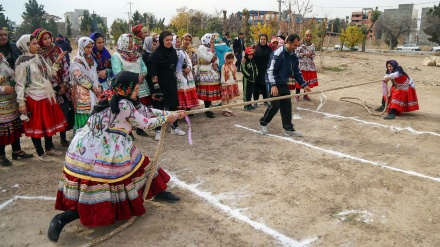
{"left": 222, "top": 111, "right": 231, "bottom": 117}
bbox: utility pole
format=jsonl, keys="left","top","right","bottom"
{"left": 277, "top": 0, "right": 282, "bottom": 35}
{"left": 127, "top": 2, "right": 134, "bottom": 31}
{"left": 126, "top": 12, "right": 131, "bottom": 32}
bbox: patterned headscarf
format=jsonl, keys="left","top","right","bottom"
{"left": 131, "top": 24, "right": 144, "bottom": 39}
{"left": 172, "top": 35, "right": 180, "bottom": 49}
{"left": 201, "top": 33, "right": 212, "bottom": 46}
{"left": 117, "top": 33, "right": 141, "bottom": 62}
{"left": 386, "top": 60, "right": 407, "bottom": 76}
{"left": 0, "top": 53, "right": 15, "bottom": 80}
{"left": 33, "top": 28, "right": 59, "bottom": 59}
{"left": 32, "top": 28, "right": 53, "bottom": 47}
{"left": 76, "top": 37, "right": 95, "bottom": 64}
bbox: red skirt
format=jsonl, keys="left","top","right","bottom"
{"left": 24, "top": 97, "right": 67, "bottom": 138}
{"left": 387, "top": 86, "right": 419, "bottom": 114}
{"left": 221, "top": 84, "right": 240, "bottom": 100}
{"left": 178, "top": 88, "right": 200, "bottom": 109}
{"left": 197, "top": 84, "right": 221, "bottom": 101}
{"left": 295, "top": 70, "right": 318, "bottom": 89}
{"left": 55, "top": 156, "right": 170, "bottom": 227}
{"left": 0, "top": 117, "right": 23, "bottom": 146}
{"left": 139, "top": 96, "right": 152, "bottom": 106}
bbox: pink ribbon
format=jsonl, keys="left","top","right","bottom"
{"left": 185, "top": 116, "right": 193, "bottom": 145}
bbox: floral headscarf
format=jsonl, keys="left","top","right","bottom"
{"left": 16, "top": 34, "right": 33, "bottom": 53}
{"left": 201, "top": 33, "right": 212, "bottom": 46}
{"left": 117, "top": 34, "right": 141, "bottom": 62}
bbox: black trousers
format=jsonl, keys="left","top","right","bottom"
{"left": 259, "top": 85, "right": 294, "bottom": 131}
{"left": 31, "top": 136, "right": 54, "bottom": 156}
{"left": 0, "top": 139, "right": 22, "bottom": 156}
{"left": 243, "top": 78, "right": 254, "bottom": 103}
{"left": 253, "top": 84, "right": 268, "bottom": 100}
{"left": 235, "top": 54, "right": 242, "bottom": 71}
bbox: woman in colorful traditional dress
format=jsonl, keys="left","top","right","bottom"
{"left": 70, "top": 37, "right": 101, "bottom": 132}
{"left": 0, "top": 53, "right": 33, "bottom": 166}
{"left": 33, "top": 28, "right": 73, "bottom": 147}
{"left": 173, "top": 35, "right": 199, "bottom": 111}
{"left": 220, "top": 52, "right": 240, "bottom": 117}
{"left": 48, "top": 71, "right": 185, "bottom": 243}
{"left": 90, "top": 32, "right": 114, "bottom": 90}
{"left": 294, "top": 30, "right": 316, "bottom": 101}
{"left": 131, "top": 24, "right": 149, "bottom": 54}
{"left": 148, "top": 31, "right": 186, "bottom": 140}
{"left": 375, "top": 60, "right": 419, "bottom": 120}
{"left": 15, "top": 34, "right": 67, "bottom": 161}
{"left": 196, "top": 33, "right": 221, "bottom": 118}
{"left": 112, "top": 34, "right": 151, "bottom": 137}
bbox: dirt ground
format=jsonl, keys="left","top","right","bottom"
{"left": 1, "top": 51, "right": 439, "bottom": 247}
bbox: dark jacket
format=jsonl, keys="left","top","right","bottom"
{"left": 241, "top": 58, "right": 258, "bottom": 82}
{"left": 233, "top": 37, "right": 245, "bottom": 55}
{"left": 55, "top": 40, "right": 72, "bottom": 64}
{"left": 265, "top": 46, "right": 306, "bottom": 88}
{"left": 0, "top": 41, "right": 20, "bottom": 68}
{"left": 222, "top": 36, "right": 231, "bottom": 48}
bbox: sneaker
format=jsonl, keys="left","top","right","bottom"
{"left": 283, "top": 129, "right": 303, "bottom": 137}
{"left": 45, "top": 149, "right": 63, "bottom": 156}
{"left": 249, "top": 105, "right": 256, "bottom": 110}
{"left": 60, "top": 140, "right": 70, "bottom": 147}
{"left": 303, "top": 95, "right": 312, "bottom": 101}
{"left": 244, "top": 106, "right": 252, "bottom": 111}
{"left": 37, "top": 154, "right": 53, "bottom": 162}
{"left": 0, "top": 156, "right": 12, "bottom": 167}
{"left": 253, "top": 103, "right": 258, "bottom": 108}
{"left": 222, "top": 111, "right": 232, "bottom": 117}
{"left": 383, "top": 113, "right": 395, "bottom": 120}
{"left": 205, "top": 111, "right": 215, "bottom": 118}
{"left": 264, "top": 102, "right": 270, "bottom": 107}
{"left": 260, "top": 124, "right": 268, "bottom": 135}
{"left": 47, "top": 214, "right": 65, "bottom": 242}
{"left": 154, "top": 191, "right": 180, "bottom": 203}
{"left": 294, "top": 96, "right": 300, "bottom": 102}
{"left": 154, "top": 131, "right": 161, "bottom": 141}
{"left": 375, "top": 105, "right": 385, "bottom": 112}
{"left": 171, "top": 127, "right": 186, "bottom": 136}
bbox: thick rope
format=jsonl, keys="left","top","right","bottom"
{"left": 78, "top": 78, "right": 382, "bottom": 247}
{"left": 339, "top": 81, "right": 389, "bottom": 116}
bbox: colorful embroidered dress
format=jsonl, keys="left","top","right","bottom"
{"left": 383, "top": 71, "right": 419, "bottom": 114}
{"left": 90, "top": 32, "right": 114, "bottom": 90}
{"left": 0, "top": 54, "right": 22, "bottom": 145}
{"left": 55, "top": 99, "right": 172, "bottom": 226}
{"left": 294, "top": 41, "right": 318, "bottom": 90}
{"left": 196, "top": 33, "right": 221, "bottom": 101}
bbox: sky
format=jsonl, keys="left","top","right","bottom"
{"left": 3, "top": 0, "right": 439, "bottom": 26}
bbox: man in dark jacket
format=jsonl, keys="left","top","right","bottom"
{"left": 233, "top": 33, "right": 245, "bottom": 72}
{"left": 0, "top": 28, "right": 20, "bottom": 68}
{"left": 259, "top": 34, "right": 310, "bottom": 137}
{"left": 55, "top": 34, "right": 73, "bottom": 65}
{"left": 222, "top": 32, "right": 231, "bottom": 47}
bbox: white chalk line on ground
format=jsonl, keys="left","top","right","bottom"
{"left": 169, "top": 174, "right": 318, "bottom": 247}
{"left": 235, "top": 125, "right": 440, "bottom": 183}
{"left": 297, "top": 107, "right": 440, "bottom": 137}
{"left": 0, "top": 196, "right": 55, "bottom": 211}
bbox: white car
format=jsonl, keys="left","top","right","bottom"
{"left": 432, "top": 46, "right": 440, "bottom": 52}
{"left": 334, "top": 43, "right": 359, "bottom": 51}
{"left": 396, "top": 44, "right": 421, "bottom": 51}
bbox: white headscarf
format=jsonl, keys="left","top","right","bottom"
{"left": 201, "top": 33, "right": 212, "bottom": 46}
{"left": 172, "top": 35, "right": 180, "bottom": 49}
{"left": 143, "top": 37, "right": 155, "bottom": 54}
{"left": 70, "top": 37, "right": 99, "bottom": 112}
{"left": 16, "top": 34, "right": 33, "bottom": 54}
{"left": 117, "top": 34, "right": 131, "bottom": 52}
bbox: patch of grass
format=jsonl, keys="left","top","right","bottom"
{"left": 323, "top": 66, "right": 345, "bottom": 72}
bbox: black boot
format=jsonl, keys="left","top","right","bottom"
{"left": 375, "top": 105, "right": 385, "bottom": 112}
{"left": 205, "top": 111, "right": 215, "bottom": 118}
{"left": 47, "top": 214, "right": 65, "bottom": 242}
{"left": 154, "top": 191, "right": 180, "bottom": 203}
{"left": 0, "top": 156, "right": 12, "bottom": 166}
{"left": 136, "top": 128, "right": 149, "bottom": 137}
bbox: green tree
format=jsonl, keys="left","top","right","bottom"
{"left": 241, "top": 9, "right": 251, "bottom": 46}
{"left": 111, "top": 18, "right": 128, "bottom": 43}
{"left": 80, "top": 10, "right": 92, "bottom": 35}
{"left": 66, "top": 16, "right": 72, "bottom": 38}
{"left": 17, "top": 0, "right": 47, "bottom": 35}
{"left": 0, "top": 5, "right": 14, "bottom": 32}
{"left": 376, "top": 12, "right": 416, "bottom": 50}
{"left": 423, "top": 4, "right": 440, "bottom": 45}
{"left": 132, "top": 10, "right": 142, "bottom": 25}
{"left": 340, "top": 25, "right": 364, "bottom": 51}
{"left": 46, "top": 17, "right": 58, "bottom": 36}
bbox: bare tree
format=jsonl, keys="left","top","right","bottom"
{"left": 289, "top": 0, "right": 313, "bottom": 33}
{"left": 376, "top": 13, "right": 417, "bottom": 50}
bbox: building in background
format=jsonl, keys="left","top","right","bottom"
{"left": 418, "top": 7, "right": 434, "bottom": 45}
{"left": 382, "top": 4, "right": 418, "bottom": 44}
{"left": 350, "top": 8, "right": 380, "bottom": 40}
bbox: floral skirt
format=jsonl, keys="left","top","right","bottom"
{"left": 55, "top": 156, "right": 170, "bottom": 227}
{"left": 178, "top": 88, "right": 200, "bottom": 109}
{"left": 221, "top": 83, "right": 240, "bottom": 100}
{"left": 24, "top": 97, "right": 67, "bottom": 138}
{"left": 0, "top": 117, "right": 23, "bottom": 146}
{"left": 197, "top": 84, "right": 221, "bottom": 101}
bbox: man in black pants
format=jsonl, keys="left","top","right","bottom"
{"left": 259, "top": 34, "right": 309, "bottom": 137}
{"left": 233, "top": 33, "right": 245, "bottom": 72}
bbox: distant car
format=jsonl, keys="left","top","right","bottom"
{"left": 334, "top": 43, "right": 359, "bottom": 51}
{"left": 432, "top": 46, "right": 440, "bottom": 52}
{"left": 396, "top": 44, "right": 421, "bottom": 51}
